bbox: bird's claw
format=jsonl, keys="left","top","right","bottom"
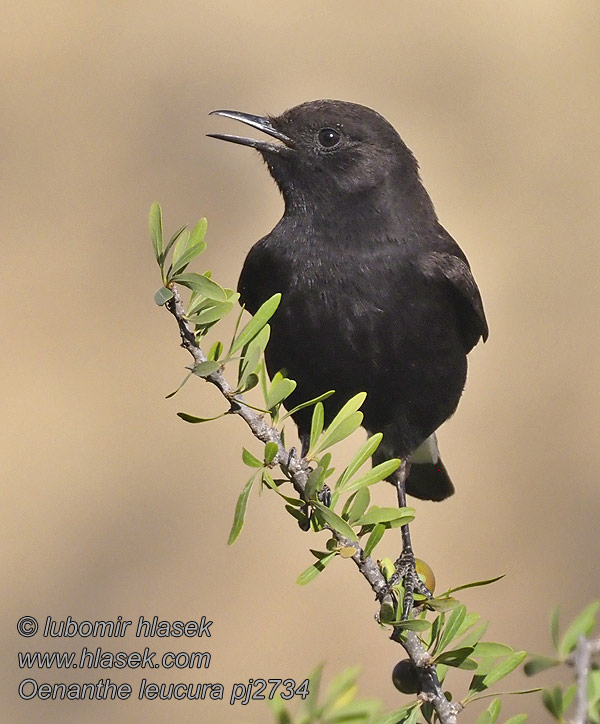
{"left": 383, "top": 550, "right": 432, "bottom": 620}
{"left": 286, "top": 446, "right": 298, "bottom": 469}
{"left": 318, "top": 484, "right": 331, "bottom": 507}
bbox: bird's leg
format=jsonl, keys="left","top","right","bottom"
{"left": 286, "top": 445, "right": 298, "bottom": 469}
{"left": 300, "top": 434, "right": 310, "bottom": 459}
{"left": 387, "top": 460, "right": 432, "bottom": 619}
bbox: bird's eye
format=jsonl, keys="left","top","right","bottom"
{"left": 317, "top": 127, "right": 341, "bottom": 149}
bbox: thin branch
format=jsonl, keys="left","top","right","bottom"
{"left": 569, "top": 635, "right": 600, "bottom": 724}
{"left": 164, "top": 285, "right": 461, "bottom": 724}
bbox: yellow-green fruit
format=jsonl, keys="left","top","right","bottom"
{"left": 415, "top": 558, "right": 436, "bottom": 593}
{"left": 392, "top": 659, "right": 419, "bottom": 694}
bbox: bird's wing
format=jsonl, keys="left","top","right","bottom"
{"left": 419, "top": 250, "right": 489, "bottom": 351}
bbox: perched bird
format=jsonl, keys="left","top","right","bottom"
{"left": 209, "top": 100, "right": 488, "bottom": 506}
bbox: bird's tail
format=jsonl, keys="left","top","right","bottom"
{"left": 405, "top": 433, "right": 455, "bottom": 501}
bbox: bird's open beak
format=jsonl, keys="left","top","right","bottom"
{"left": 207, "top": 110, "right": 295, "bottom": 153}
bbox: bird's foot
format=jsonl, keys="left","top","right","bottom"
{"left": 386, "top": 549, "right": 432, "bottom": 620}
{"left": 286, "top": 446, "right": 299, "bottom": 470}
{"left": 317, "top": 484, "right": 331, "bottom": 507}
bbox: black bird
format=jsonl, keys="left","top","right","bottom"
{"left": 209, "top": 100, "right": 488, "bottom": 607}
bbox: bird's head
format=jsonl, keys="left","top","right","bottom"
{"left": 208, "top": 100, "right": 421, "bottom": 208}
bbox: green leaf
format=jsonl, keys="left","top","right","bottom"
{"left": 238, "top": 373, "right": 258, "bottom": 393}
{"left": 171, "top": 228, "right": 191, "bottom": 272}
{"left": 187, "top": 294, "right": 210, "bottom": 318}
{"left": 187, "top": 301, "right": 234, "bottom": 325}
{"left": 378, "top": 602, "right": 396, "bottom": 625}
{"left": 297, "top": 551, "right": 336, "bottom": 585}
{"left": 355, "top": 506, "right": 415, "bottom": 527}
{"left": 392, "top": 618, "right": 432, "bottom": 632}
{"left": 187, "top": 290, "right": 231, "bottom": 318}
{"left": 168, "top": 226, "right": 193, "bottom": 280}
{"left": 335, "top": 433, "right": 383, "bottom": 489}
{"left": 260, "top": 473, "right": 303, "bottom": 506}
{"left": 339, "top": 490, "right": 356, "bottom": 520}
{"left": 379, "top": 557, "right": 395, "bottom": 583}
{"left": 501, "top": 716, "right": 527, "bottom": 724}
{"left": 303, "top": 662, "right": 324, "bottom": 716}
{"left": 425, "top": 611, "right": 445, "bottom": 652}
{"left": 305, "top": 455, "right": 331, "bottom": 502}
{"left": 237, "top": 331, "right": 266, "bottom": 389}
{"left": 435, "top": 647, "right": 478, "bottom": 670}
{"left": 165, "top": 371, "right": 193, "bottom": 399}
{"left": 163, "top": 224, "right": 187, "bottom": 266}
{"left": 230, "top": 293, "right": 281, "bottom": 354}
{"left": 328, "top": 391, "right": 366, "bottom": 423}
{"left": 549, "top": 605, "right": 560, "bottom": 650}
{"left": 467, "top": 662, "right": 497, "bottom": 697}
{"left": 177, "top": 411, "right": 226, "bottom": 423}
{"left": 154, "top": 286, "right": 174, "bottom": 306}
{"left": 426, "top": 597, "right": 462, "bottom": 613}
{"left": 473, "top": 698, "right": 502, "bottom": 724}
{"left": 242, "top": 448, "right": 263, "bottom": 468}
{"left": 309, "top": 402, "right": 325, "bottom": 453}
{"left": 363, "top": 523, "right": 386, "bottom": 557}
{"left": 149, "top": 202, "right": 163, "bottom": 263}
{"left": 434, "top": 604, "right": 467, "bottom": 655}
{"left": 562, "top": 683, "right": 576, "bottom": 713}
{"left": 268, "top": 696, "right": 292, "bottom": 724}
{"left": 421, "top": 701, "right": 435, "bottom": 724}
{"left": 467, "top": 688, "right": 540, "bottom": 704}
{"left": 436, "top": 663, "right": 449, "bottom": 684}
{"left": 456, "top": 612, "right": 483, "bottom": 639}
{"left": 266, "top": 377, "right": 297, "bottom": 411}
{"left": 378, "top": 705, "right": 419, "bottom": 724}
{"left": 285, "top": 504, "right": 308, "bottom": 525}
{"left": 248, "top": 321, "right": 271, "bottom": 361}
{"left": 191, "top": 360, "right": 221, "bottom": 377}
{"left": 304, "top": 468, "right": 325, "bottom": 502}
{"left": 309, "top": 392, "right": 367, "bottom": 456}
{"left": 346, "top": 486, "right": 371, "bottom": 524}
{"left": 312, "top": 501, "right": 358, "bottom": 541}
{"left": 227, "top": 474, "right": 257, "bottom": 544}
{"left": 264, "top": 442, "right": 278, "bottom": 465}
{"left": 523, "top": 655, "right": 560, "bottom": 676}
{"left": 443, "top": 575, "right": 505, "bottom": 596}
{"left": 207, "top": 340, "right": 223, "bottom": 361}
{"left": 170, "top": 221, "right": 208, "bottom": 276}
{"left": 175, "top": 272, "right": 227, "bottom": 301}
{"left": 481, "top": 651, "right": 528, "bottom": 689}
{"left": 338, "top": 458, "right": 401, "bottom": 496}
{"left": 323, "top": 701, "right": 381, "bottom": 721}
{"left": 384, "top": 517, "right": 417, "bottom": 531}
{"left": 266, "top": 368, "right": 284, "bottom": 387}
{"left": 433, "top": 611, "right": 480, "bottom": 658}
{"left": 240, "top": 324, "right": 271, "bottom": 377}
{"left": 456, "top": 622, "right": 489, "bottom": 650}
{"left": 542, "top": 686, "right": 563, "bottom": 720}
{"left": 559, "top": 600, "right": 599, "bottom": 657}
{"left": 488, "top": 698, "right": 503, "bottom": 724}
{"left": 589, "top": 669, "right": 600, "bottom": 707}
{"left": 189, "top": 217, "right": 208, "bottom": 249}
{"left": 279, "top": 390, "right": 335, "bottom": 422}
{"left": 311, "top": 411, "right": 363, "bottom": 455}
{"left": 321, "top": 666, "right": 361, "bottom": 712}
{"left": 473, "top": 643, "right": 514, "bottom": 659}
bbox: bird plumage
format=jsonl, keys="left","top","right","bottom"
{"left": 210, "top": 100, "right": 487, "bottom": 500}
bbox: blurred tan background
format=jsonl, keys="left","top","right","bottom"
{"left": 3, "top": 1, "right": 599, "bottom": 722}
